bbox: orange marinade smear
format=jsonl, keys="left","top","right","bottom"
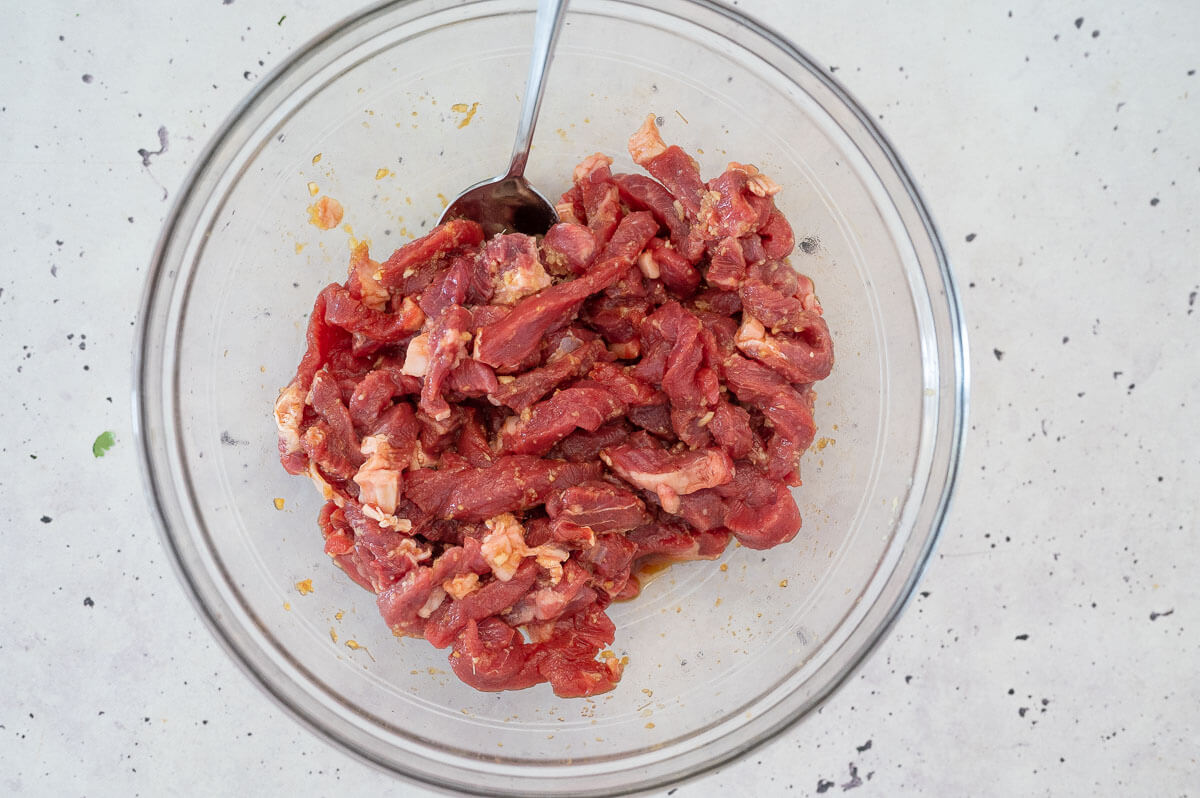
{"left": 308, "top": 196, "right": 344, "bottom": 230}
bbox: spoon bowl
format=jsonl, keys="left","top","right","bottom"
{"left": 440, "top": 174, "right": 559, "bottom": 238}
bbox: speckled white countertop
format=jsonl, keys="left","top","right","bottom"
{"left": 3, "top": 1, "right": 1197, "bottom": 795}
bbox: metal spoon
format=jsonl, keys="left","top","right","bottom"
{"left": 438, "top": 0, "right": 568, "bottom": 237}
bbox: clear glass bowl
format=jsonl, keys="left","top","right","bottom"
{"left": 135, "top": 0, "right": 968, "bottom": 793}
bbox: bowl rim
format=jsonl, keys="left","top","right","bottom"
{"left": 133, "top": 0, "right": 969, "bottom": 792}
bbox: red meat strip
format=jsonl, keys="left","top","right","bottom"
{"left": 454, "top": 409, "right": 495, "bottom": 469}
{"left": 642, "top": 301, "right": 718, "bottom": 446}
{"left": 474, "top": 212, "right": 657, "bottom": 368}
{"left": 586, "top": 361, "right": 664, "bottom": 407}
{"left": 626, "top": 518, "right": 730, "bottom": 562}
{"left": 418, "top": 305, "right": 473, "bottom": 422}
{"left": 708, "top": 398, "right": 754, "bottom": 461}
{"left": 291, "top": 285, "right": 352, "bottom": 392}
{"left": 705, "top": 165, "right": 774, "bottom": 240}
{"left": 758, "top": 208, "right": 795, "bottom": 259}
{"left": 691, "top": 287, "right": 742, "bottom": 317}
{"left": 739, "top": 278, "right": 796, "bottom": 327}
{"left": 715, "top": 467, "right": 803, "bottom": 549}
{"left": 645, "top": 237, "right": 701, "bottom": 297}
{"left": 546, "top": 480, "right": 648, "bottom": 535}
{"left": 541, "top": 222, "right": 598, "bottom": 276}
{"left": 308, "top": 370, "right": 363, "bottom": 469}
{"left": 613, "top": 173, "right": 693, "bottom": 255}
{"left": 424, "top": 559, "right": 539, "bottom": 648}
{"left": 580, "top": 293, "right": 651, "bottom": 345}
{"left": 473, "top": 268, "right": 608, "bottom": 369}
{"left": 576, "top": 154, "right": 622, "bottom": 248}
{"left": 319, "top": 501, "right": 354, "bottom": 556}
{"left": 628, "top": 115, "right": 706, "bottom": 219}
{"left": 746, "top": 259, "right": 806, "bottom": 300}
{"left": 722, "top": 354, "right": 818, "bottom": 454}
{"left": 735, "top": 313, "right": 834, "bottom": 384}
{"left": 325, "top": 282, "right": 425, "bottom": 343}
{"left": 347, "top": 368, "right": 421, "bottom": 431}
{"left": 376, "top": 538, "right": 494, "bottom": 638}
{"left": 580, "top": 531, "right": 638, "bottom": 593}
{"left": 705, "top": 236, "right": 747, "bottom": 290}
{"left": 672, "top": 488, "right": 726, "bottom": 533}
{"left": 601, "top": 442, "right": 733, "bottom": 513}
{"left": 488, "top": 338, "right": 606, "bottom": 411}
{"left": 444, "top": 358, "right": 499, "bottom": 399}
{"left": 471, "top": 233, "right": 552, "bottom": 306}
{"left": 404, "top": 455, "right": 601, "bottom": 522}
{"left": 418, "top": 255, "right": 472, "bottom": 320}
{"left": 449, "top": 617, "right": 537, "bottom": 692}
{"left": 739, "top": 233, "right": 766, "bottom": 265}
{"left": 500, "top": 384, "right": 625, "bottom": 456}
{"left": 502, "top": 559, "right": 593, "bottom": 627}
{"left": 597, "top": 210, "right": 660, "bottom": 266}
{"left": 378, "top": 219, "right": 484, "bottom": 290}
{"left": 556, "top": 183, "right": 585, "bottom": 225}
{"left": 416, "top": 403, "right": 468, "bottom": 457}
{"left": 372, "top": 401, "right": 420, "bottom": 458}
{"left": 551, "top": 422, "right": 632, "bottom": 463}
{"left": 528, "top": 605, "right": 623, "bottom": 698}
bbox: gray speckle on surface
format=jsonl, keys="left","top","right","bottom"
{"left": 137, "top": 125, "right": 169, "bottom": 167}
{"left": 220, "top": 431, "right": 248, "bottom": 447}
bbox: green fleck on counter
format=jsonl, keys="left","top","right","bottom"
{"left": 92, "top": 430, "right": 115, "bottom": 458}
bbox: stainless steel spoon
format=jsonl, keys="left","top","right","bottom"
{"left": 438, "top": 0, "right": 568, "bottom": 237}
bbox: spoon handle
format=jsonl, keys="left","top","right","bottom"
{"left": 505, "top": 0, "right": 569, "bottom": 179}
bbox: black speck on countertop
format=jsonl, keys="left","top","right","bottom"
{"left": 1150, "top": 197, "right": 1160, "bottom": 206}
{"left": 137, "top": 126, "right": 169, "bottom": 167}
{"left": 1015, "top": 633, "right": 1029, "bottom": 640}
{"left": 856, "top": 739, "right": 872, "bottom": 753}
{"left": 965, "top": 232, "right": 976, "bottom": 242}
{"left": 816, "top": 779, "right": 834, "bottom": 794}
{"left": 1074, "top": 17, "right": 1084, "bottom": 29}
{"left": 841, "top": 762, "right": 863, "bottom": 791}
{"left": 1149, "top": 609, "right": 1174, "bottom": 621}
{"left": 40, "top": 515, "right": 52, "bottom": 523}
{"left": 220, "top": 431, "right": 249, "bottom": 446}
{"left": 993, "top": 348, "right": 1004, "bottom": 361}
{"left": 83, "top": 597, "right": 94, "bottom": 607}
{"left": 1092, "top": 29, "right": 1100, "bottom": 38}
{"left": 81, "top": 73, "right": 93, "bottom": 83}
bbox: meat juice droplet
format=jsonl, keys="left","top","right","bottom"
{"left": 631, "top": 560, "right": 675, "bottom": 592}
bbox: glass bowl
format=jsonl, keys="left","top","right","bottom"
{"left": 134, "top": 0, "right": 968, "bottom": 794}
